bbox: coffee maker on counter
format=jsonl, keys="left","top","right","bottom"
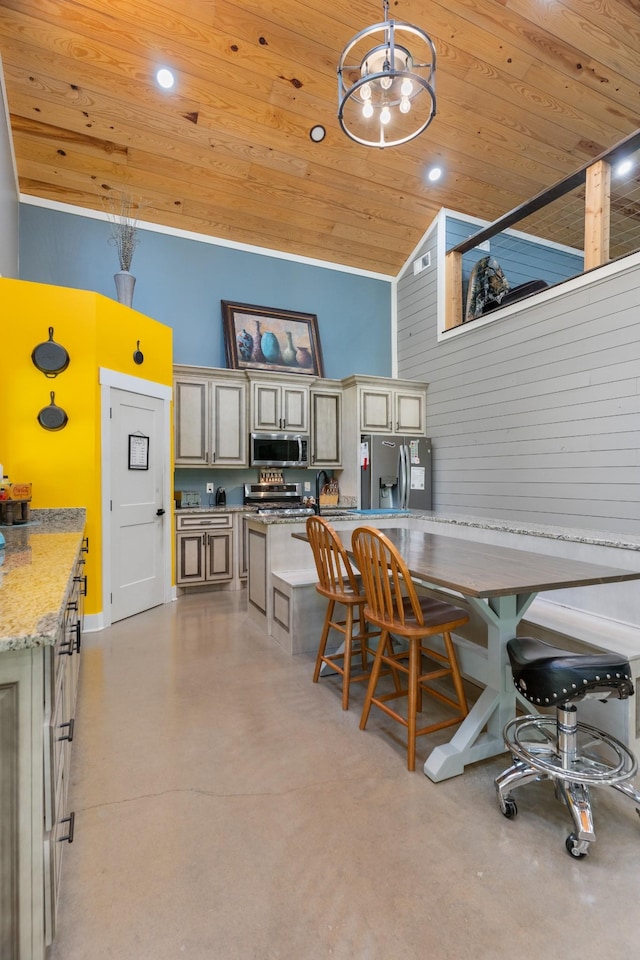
{"left": 215, "top": 487, "right": 226, "bottom": 506}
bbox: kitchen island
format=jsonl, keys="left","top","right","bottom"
{"left": 0, "top": 509, "right": 87, "bottom": 960}
{"left": 245, "top": 511, "right": 411, "bottom": 653}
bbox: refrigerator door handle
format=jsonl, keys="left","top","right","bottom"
{"left": 404, "top": 445, "right": 410, "bottom": 509}
{"left": 399, "top": 445, "right": 408, "bottom": 509}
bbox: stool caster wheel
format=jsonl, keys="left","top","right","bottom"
{"left": 500, "top": 797, "right": 517, "bottom": 819}
{"left": 565, "top": 833, "right": 589, "bottom": 859}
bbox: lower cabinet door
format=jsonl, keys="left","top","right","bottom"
{"left": 204, "top": 530, "right": 233, "bottom": 581}
{"left": 176, "top": 532, "right": 207, "bottom": 583}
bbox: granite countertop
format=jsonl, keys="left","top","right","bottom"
{"left": 0, "top": 509, "right": 86, "bottom": 653}
{"left": 247, "top": 509, "right": 411, "bottom": 525}
{"left": 412, "top": 510, "right": 640, "bottom": 552}
{"left": 246, "top": 506, "right": 640, "bottom": 550}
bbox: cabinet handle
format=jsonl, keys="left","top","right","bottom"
{"left": 73, "top": 574, "right": 88, "bottom": 596}
{"left": 81, "top": 537, "right": 89, "bottom": 554}
{"left": 57, "top": 718, "right": 75, "bottom": 742}
{"left": 58, "top": 638, "right": 73, "bottom": 656}
{"left": 58, "top": 812, "right": 75, "bottom": 844}
{"left": 73, "top": 620, "right": 82, "bottom": 653}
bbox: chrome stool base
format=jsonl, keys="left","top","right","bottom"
{"left": 495, "top": 709, "right": 640, "bottom": 858}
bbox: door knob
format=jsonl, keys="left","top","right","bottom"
{"left": 156, "top": 508, "right": 165, "bottom": 516}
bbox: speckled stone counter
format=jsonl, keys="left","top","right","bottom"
{"left": 247, "top": 509, "right": 411, "bottom": 525}
{"left": 410, "top": 510, "right": 640, "bottom": 553}
{"left": 0, "top": 508, "right": 86, "bottom": 652}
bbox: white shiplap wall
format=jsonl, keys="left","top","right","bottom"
{"left": 397, "top": 216, "right": 640, "bottom": 536}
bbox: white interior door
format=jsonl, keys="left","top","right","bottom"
{"left": 110, "top": 388, "right": 166, "bottom": 622}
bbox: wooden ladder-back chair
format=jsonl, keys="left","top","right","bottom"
{"left": 307, "top": 516, "right": 380, "bottom": 710}
{"left": 351, "top": 526, "right": 471, "bottom": 771}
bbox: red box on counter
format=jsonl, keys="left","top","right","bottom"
{"left": 0, "top": 482, "right": 32, "bottom": 501}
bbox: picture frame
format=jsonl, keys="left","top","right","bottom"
{"left": 128, "top": 433, "right": 149, "bottom": 470}
{"left": 221, "top": 300, "right": 324, "bottom": 377}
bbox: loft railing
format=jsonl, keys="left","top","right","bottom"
{"left": 445, "top": 128, "right": 640, "bottom": 330}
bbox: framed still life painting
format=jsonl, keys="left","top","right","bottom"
{"left": 221, "top": 301, "right": 324, "bottom": 377}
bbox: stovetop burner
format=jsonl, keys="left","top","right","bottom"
{"left": 244, "top": 481, "right": 312, "bottom": 517}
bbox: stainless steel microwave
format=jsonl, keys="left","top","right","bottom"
{"left": 250, "top": 432, "right": 309, "bottom": 468}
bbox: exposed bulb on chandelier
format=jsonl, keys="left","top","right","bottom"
{"left": 362, "top": 101, "right": 374, "bottom": 119}
{"left": 380, "top": 73, "right": 393, "bottom": 91}
{"left": 360, "top": 82, "right": 372, "bottom": 101}
{"left": 380, "top": 105, "right": 391, "bottom": 125}
{"left": 401, "top": 77, "right": 413, "bottom": 97}
{"left": 399, "top": 97, "right": 411, "bottom": 114}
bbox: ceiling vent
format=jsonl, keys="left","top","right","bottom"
{"left": 413, "top": 251, "right": 431, "bottom": 275}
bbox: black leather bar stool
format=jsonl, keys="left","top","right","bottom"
{"left": 495, "top": 636, "right": 640, "bottom": 858}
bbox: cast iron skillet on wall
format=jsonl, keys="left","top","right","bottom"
{"left": 37, "top": 392, "right": 68, "bottom": 431}
{"left": 31, "top": 327, "right": 70, "bottom": 377}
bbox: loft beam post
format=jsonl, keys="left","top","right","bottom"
{"left": 445, "top": 250, "right": 463, "bottom": 330}
{"left": 584, "top": 159, "right": 611, "bottom": 271}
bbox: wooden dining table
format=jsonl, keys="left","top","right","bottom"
{"left": 294, "top": 524, "right": 640, "bottom": 782}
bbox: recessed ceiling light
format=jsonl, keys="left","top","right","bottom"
{"left": 427, "top": 166, "right": 442, "bottom": 182}
{"left": 309, "top": 125, "right": 326, "bottom": 143}
{"left": 615, "top": 158, "right": 634, "bottom": 177}
{"left": 156, "top": 68, "right": 175, "bottom": 90}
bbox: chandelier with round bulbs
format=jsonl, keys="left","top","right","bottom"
{"left": 337, "top": 0, "right": 437, "bottom": 148}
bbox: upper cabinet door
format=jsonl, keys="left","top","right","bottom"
{"left": 311, "top": 388, "right": 342, "bottom": 467}
{"left": 394, "top": 389, "right": 425, "bottom": 435}
{"left": 251, "top": 382, "right": 281, "bottom": 431}
{"left": 359, "top": 387, "right": 393, "bottom": 433}
{"left": 174, "top": 378, "right": 209, "bottom": 464}
{"left": 212, "top": 381, "right": 247, "bottom": 466}
{"left": 281, "top": 385, "right": 308, "bottom": 432}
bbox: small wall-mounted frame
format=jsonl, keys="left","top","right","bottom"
{"left": 128, "top": 433, "right": 149, "bottom": 470}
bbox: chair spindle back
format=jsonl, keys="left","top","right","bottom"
{"left": 306, "top": 516, "right": 360, "bottom": 599}
{"left": 352, "top": 526, "right": 424, "bottom": 626}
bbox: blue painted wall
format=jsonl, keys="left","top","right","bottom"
{"left": 19, "top": 204, "right": 393, "bottom": 379}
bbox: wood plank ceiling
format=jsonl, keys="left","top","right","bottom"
{"left": 1, "top": 0, "right": 639, "bottom": 275}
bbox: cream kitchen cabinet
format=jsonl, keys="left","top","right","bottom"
{"left": 310, "top": 381, "right": 342, "bottom": 467}
{"left": 342, "top": 374, "right": 427, "bottom": 436}
{"left": 176, "top": 512, "right": 234, "bottom": 585}
{"left": 340, "top": 375, "right": 428, "bottom": 503}
{"left": 174, "top": 366, "right": 247, "bottom": 467}
{"left": 0, "top": 522, "right": 87, "bottom": 960}
{"left": 248, "top": 372, "right": 313, "bottom": 433}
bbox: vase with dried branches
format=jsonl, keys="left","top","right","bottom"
{"left": 104, "top": 192, "right": 145, "bottom": 307}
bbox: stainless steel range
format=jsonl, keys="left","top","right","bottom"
{"left": 243, "top": 481, "right": 314, "bottom": 517}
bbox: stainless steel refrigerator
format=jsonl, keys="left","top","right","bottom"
{"left": 360, "top": 435, "right": 432, "bottom": 510}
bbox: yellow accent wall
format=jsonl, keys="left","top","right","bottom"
{"left": 0, "top": 278, "right": 173, "bottom": 615}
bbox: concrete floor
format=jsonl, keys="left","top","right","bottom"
{"left": 50, "top": 589, "right": 640, "bottom": 960}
